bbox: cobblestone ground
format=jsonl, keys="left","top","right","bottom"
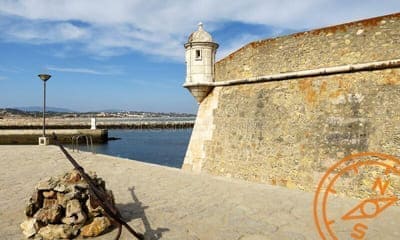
{"left": 1, "top": 146, "right": 400, "bottom": 239}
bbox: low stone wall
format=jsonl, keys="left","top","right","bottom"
{"left": 0, "top": 129, "right": 108, "bottom": 144}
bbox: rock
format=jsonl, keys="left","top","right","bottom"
{"left": 66, "top": 199, "right": 82, "bottom": 216}
{"left": 22, "top": 169, "right": 115, "bottom": 239}
{"left": 54, "top": 183, "right": 66, "bottom": 192}
{"left": 64, "top": 185, "right": 85, "bottom": 201}
{"left": 34, "top": 205, "right": 63, "bottom": 224}
{"left": 43, "top": 199, "right": 58, "bottom": 208}
{"left": 64, "top": 215, "right": 86, "bottom": 226}
{"left": 80, "top": 217, "right": 111, "bottom": 237}
{"left": 75, "top": 182, "right": 89, "bottom": 190}
{"left": 25, "top": 203, "right": 37, "bottom": 217}
{"left": 86, "top": 190, "right": 115, "bottom": 218}
{"left": 20, "top": 218, "right": 39, "bottom": 238}
{"left": 56, "top": 192, "right": 68, "bottom": 208}
{"left": 31, "top": 190, "right": 43, "bottom": 205}
{"left": 61, "top": 216, "right": 76, "bottom": 225}
{"left": 65, "top": 199, "right": 87, "bottom": 225}
{"left": 25, "top": 190, "right": 43, "bottom": 217}
{"left": 61, "top": 211, "right": 87, "bottom": 226}
{"left": 75, "top": 211, "right": 87, "bottom": 225}
{"left": 37, "top": 224, "right": 76, "bottom": 239}
{"left": 57, "top": 185, "right": 87, "bottom": 207}
{"left": 86, "top": 195, "right": 105, "bottom": 218}
{"left": 65, "top": 170, "right": 82, "bottom": 184}
{"left": 36, "top": 177, "right": 59, "bottom": 191}
{"left": 25, "top": 199, "right": 40, "bottom": 217}
{"left": 42, "top": 190, "right": 55, "bottom": 198}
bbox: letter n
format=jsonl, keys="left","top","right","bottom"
{"left": 372, "top": 177, "right": 390, "bottom": 195}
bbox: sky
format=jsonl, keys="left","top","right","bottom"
{"left": 0, "top": 1, "right": 399, "bottom": 113}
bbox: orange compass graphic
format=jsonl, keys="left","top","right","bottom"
{"left": 313, "top": 152, "right": 400, "bottom": 240}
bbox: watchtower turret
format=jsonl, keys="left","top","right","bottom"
{"left": 183, "top": 23, "right": 219, "bottom": 103}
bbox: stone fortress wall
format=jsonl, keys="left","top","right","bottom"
{"left": 183, "top": 13, "right": 400, "bottom": 199}
{"left": 214, "top": 13, "right": 400, "bottom": 81}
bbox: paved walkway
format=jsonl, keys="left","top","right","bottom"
{"left": 1, "top": 146, "right": 400, "bottom": 239}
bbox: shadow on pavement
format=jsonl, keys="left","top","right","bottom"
{"left": 116, "top": 187, "right": 169, "bottom": 240}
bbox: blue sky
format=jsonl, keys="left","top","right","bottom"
{"left": 0, "top": 1, "right": 399, "bottom": 113}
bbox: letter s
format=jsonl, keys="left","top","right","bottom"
{"left": 350, "top": 223, "right": 368, "bottom": 239}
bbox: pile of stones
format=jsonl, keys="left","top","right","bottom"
{"left": 20, "top": 169, "right": 115, "bottom": 239}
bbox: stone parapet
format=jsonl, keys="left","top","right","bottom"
{"left": 215, "top": 12, "right": 400, "bottom": 81}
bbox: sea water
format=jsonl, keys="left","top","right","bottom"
{"left": 92, "top": 129, "right": 193, "bottom": 168}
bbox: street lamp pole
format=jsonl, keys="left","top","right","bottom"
{"left": 38, "top": 74, "right": 51, "bottom": 141}
{"left": 43, "top": 80, "right": 46, "bottom": 136}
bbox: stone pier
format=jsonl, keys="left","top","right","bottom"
{"left": 0, "top": 129, "right": 108, "bottom": 144}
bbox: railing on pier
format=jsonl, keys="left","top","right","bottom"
{"left": 71, "top": 135, "right": 95, "bottom": 153}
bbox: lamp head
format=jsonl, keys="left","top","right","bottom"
{"left": 38, "top": 74, "right": 51, "bottom": 82}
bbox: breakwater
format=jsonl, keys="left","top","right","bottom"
{"left": 0, "top": 129, "right": 108, "bottom": 144}
{"left": 0, "top": 117, "right": 195, "bottom": 129}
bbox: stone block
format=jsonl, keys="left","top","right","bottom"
{"left": 38, "top": 136, "right": 50, "bottom": 146}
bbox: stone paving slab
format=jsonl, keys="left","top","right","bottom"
{"left": 1, "top": 146, "right": 400, "bottom": 239}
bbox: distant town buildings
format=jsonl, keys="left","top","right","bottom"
{"left": 0, "top": 108, "right": 195, "bottom": 119}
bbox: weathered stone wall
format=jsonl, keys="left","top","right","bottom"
{"left": 184, "top": 13, "right": 400, "bottom": 199}
{"left": 215, "top": 13, "right": 400, "bottom": 81}
{"left": 182, "top": 87, "right": 221, "bottom": 172}
{"left": 186, "top": 68, "right": 400, "bottom": 198}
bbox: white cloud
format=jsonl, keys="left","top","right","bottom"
{"left": 0, "top": 76, "right": 7, "bottom": 80}
{"left": 46, "top": 66, "right": 123, "bottom": 75}
{"left": 5, "top": 21, "right": 89, "bottom": 43}
{"left": 0, "top": 0, "right": 399, "bottom": 60}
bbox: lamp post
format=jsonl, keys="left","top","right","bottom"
{"left": 38, "top": 74, "right": 51, "bottom": 145}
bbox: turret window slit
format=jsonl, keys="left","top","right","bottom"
{"left": 195, "top": 50, "right": 202, "bottom": 60}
